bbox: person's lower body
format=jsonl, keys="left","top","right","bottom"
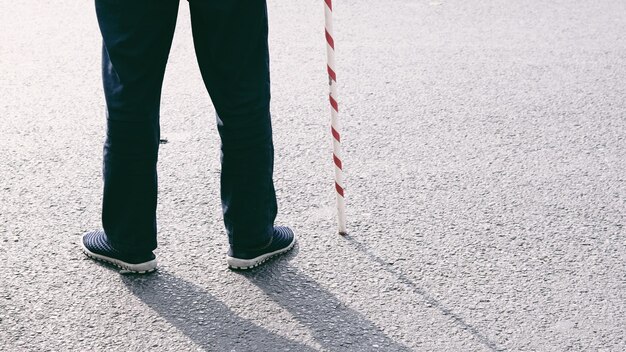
{"left": 81, "top": 0, "right": 295, "bottom": 273}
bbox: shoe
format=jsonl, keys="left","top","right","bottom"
{"left": 227, "top": 226, "right": 296, "bottom": 270}
{"left": 81, "top": 230, "right": 157, "bottom": 274}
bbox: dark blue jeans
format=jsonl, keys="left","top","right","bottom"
{"left": 96, "top": 0, "right": 277, "bottom": 253}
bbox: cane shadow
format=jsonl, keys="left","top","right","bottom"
{"left": 121, "top": 271, "right": 316, "bottom": 352}
{"left": 343, "top": 234, "right": 504, "bottom": 352}
{"left": 238, "top": 256, "right": 414, "bottom": 352}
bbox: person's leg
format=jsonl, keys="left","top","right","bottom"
{"left": 189, "top": 0, "right": 277, "bottom": 250}
{"left": 188, "top": 0, "right": 295, "bottom": 269}
{"left": 95, "top": 0, "right": 179, "bottom": 254}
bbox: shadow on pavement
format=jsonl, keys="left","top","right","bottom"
{"left": 343, "top": 235, "right": 503, "bottom": 352}
{"left": 120, "top": 237, "right": 495, "bottom": 351}
{"left": 239, "top": 255, "right": 413, "bottom": 351}
{"left": 121, "top": 271, "right": 316, "bottom": 352}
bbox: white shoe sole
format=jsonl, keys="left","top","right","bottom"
{"left": 81, "top": 236, "right": 157, "bottom": 274}
{"left": 227, "top": 234, "right": 296, "bottom": 270}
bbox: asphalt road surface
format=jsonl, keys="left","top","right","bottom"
{"left": 1, "top": 1, "right": 625, "bottom": 351}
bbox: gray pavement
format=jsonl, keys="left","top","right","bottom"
{"left": 1, "top": 0, "right": 625, "bottom": 351}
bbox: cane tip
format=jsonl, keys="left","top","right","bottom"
{"left": 339, "top": 231, "right": 348, "bottom": 236}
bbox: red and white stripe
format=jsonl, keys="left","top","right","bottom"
{"left": 324, "top": 0, "right": 347, "bottom": 235}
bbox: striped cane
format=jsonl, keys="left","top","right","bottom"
{"left": 324, "top": 0, "right": 347, "bottom": 235}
